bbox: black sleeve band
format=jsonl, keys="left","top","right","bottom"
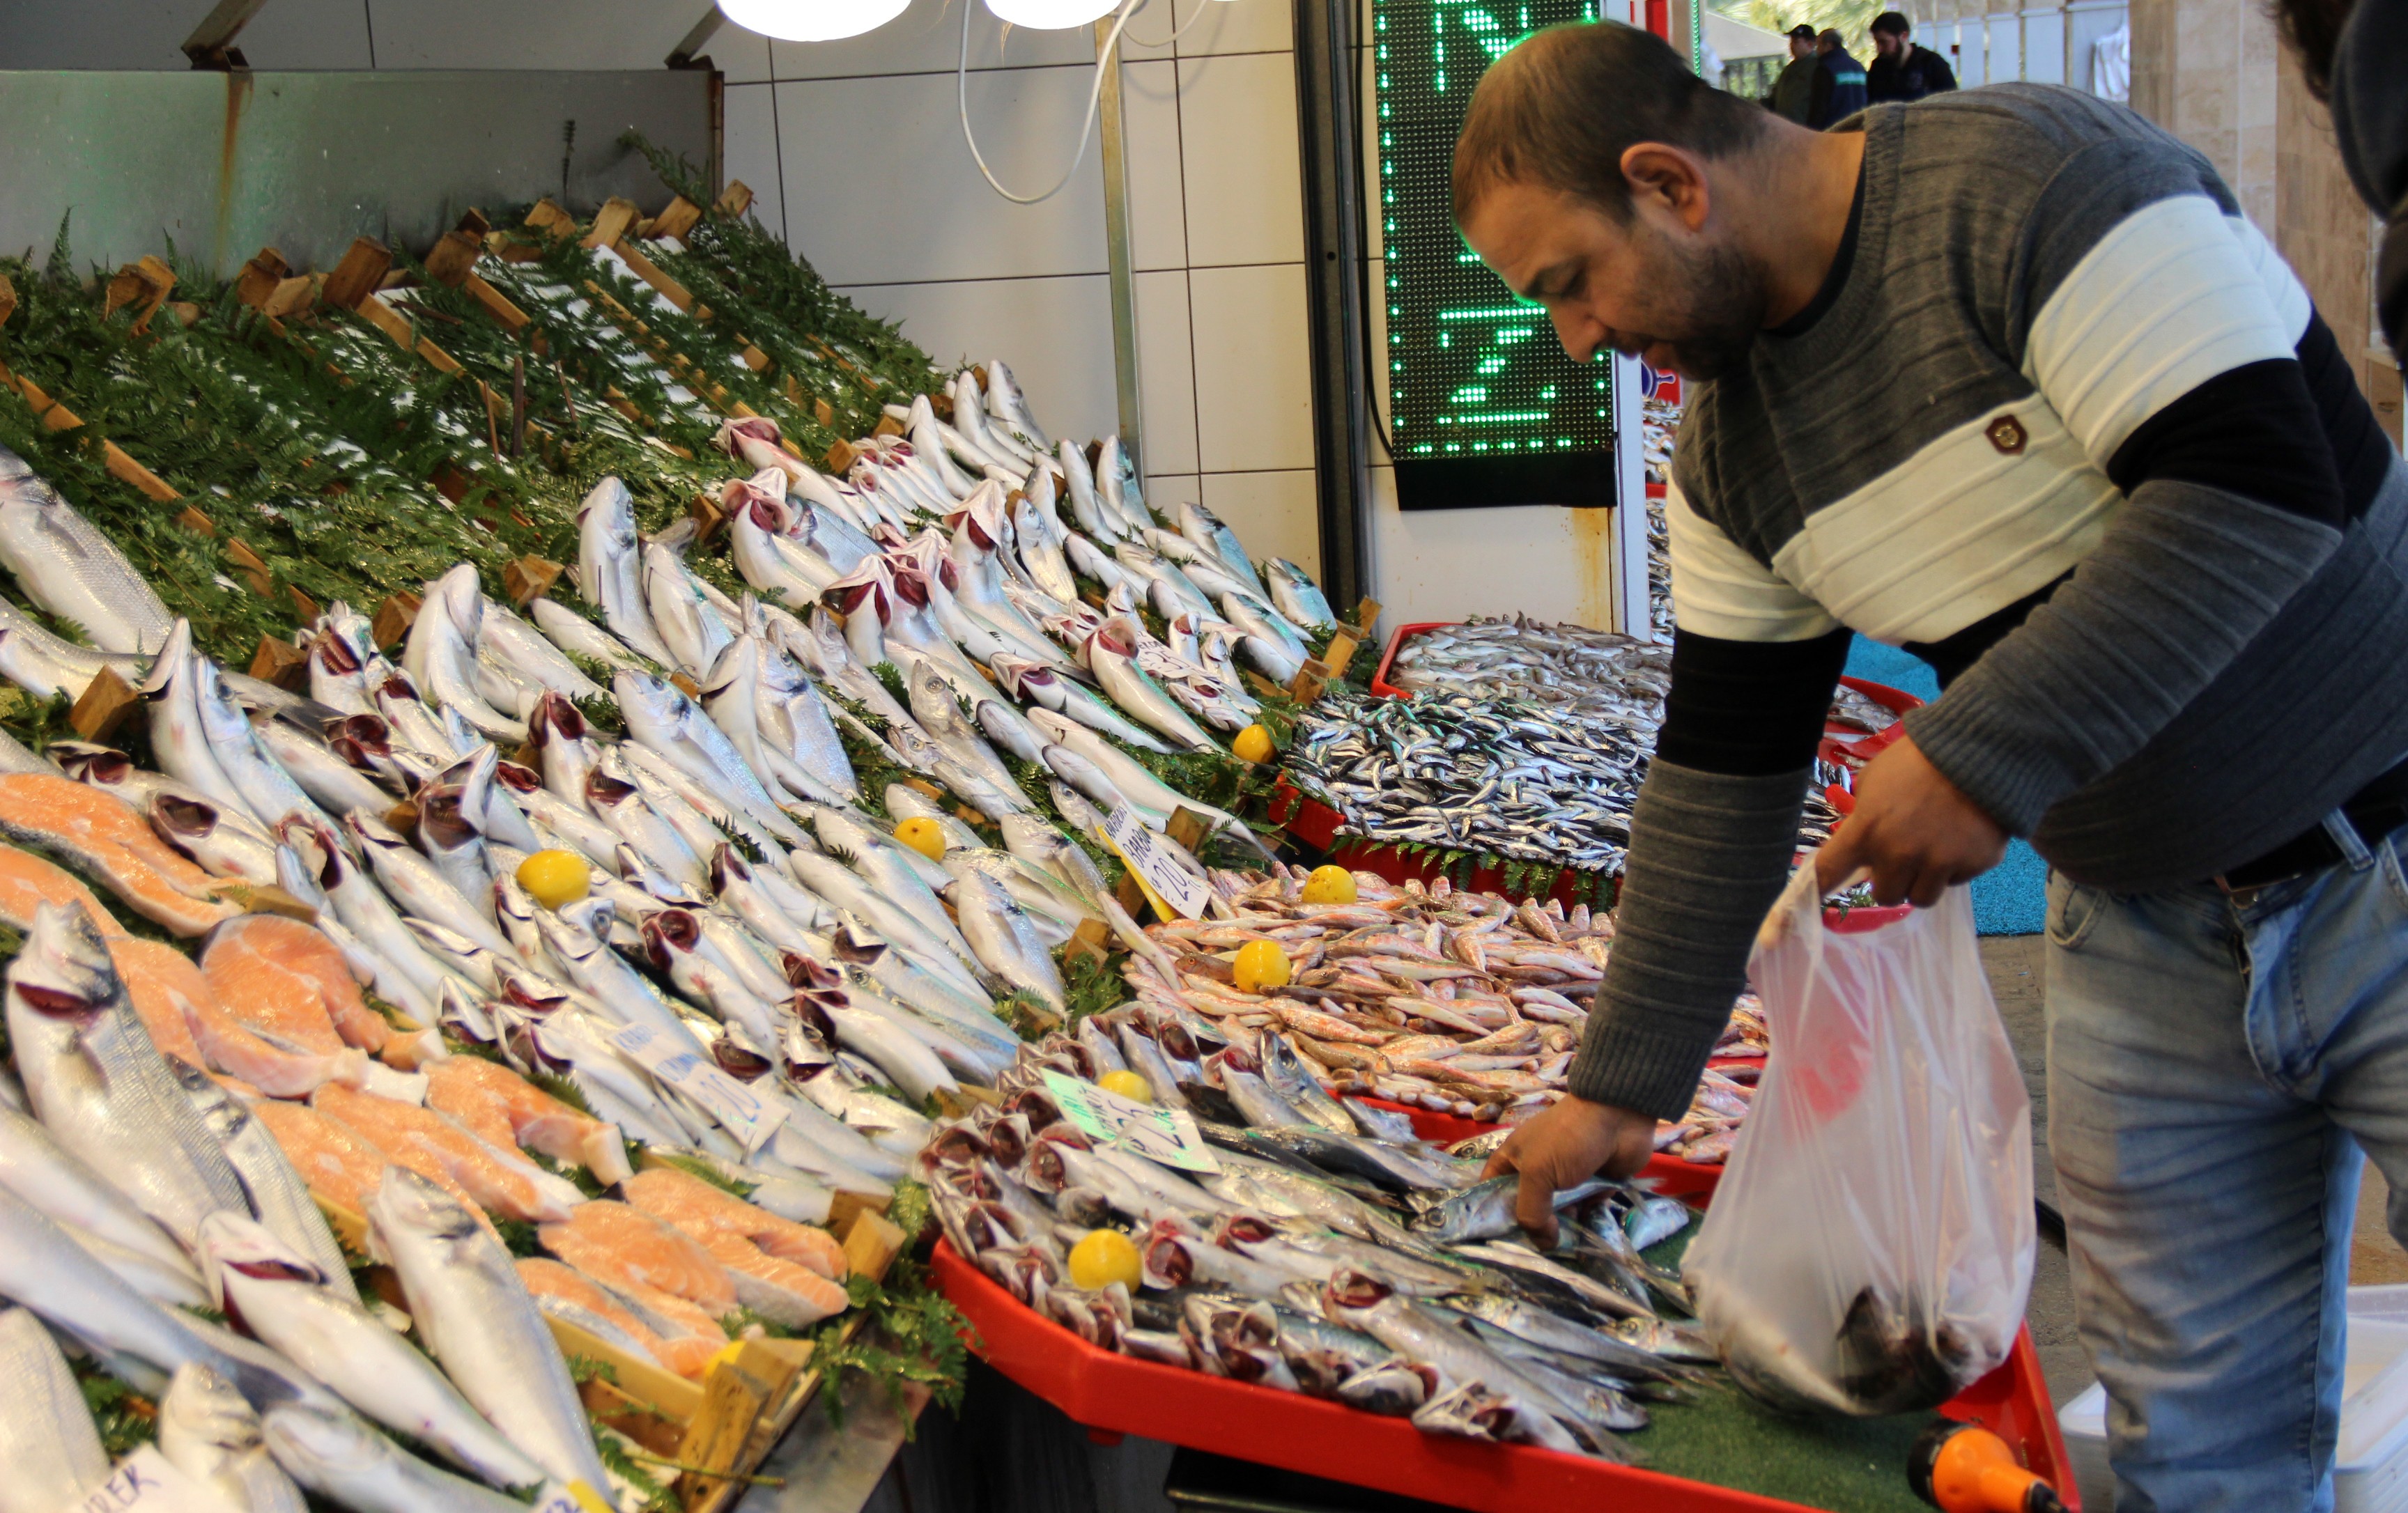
{"left": 1655, "top": 626, "right": 1854, "bottom": 776}
{"left": 2104, "top": 355, "right": 2345, "bottom": 527}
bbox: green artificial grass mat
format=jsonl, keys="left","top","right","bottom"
{"left": 1610, "top": 1212, "right": 1937, "bottom": 1512}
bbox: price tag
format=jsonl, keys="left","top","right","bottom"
{"left": 611, "top": 1023, "right": 789, "bottom": 1154}
{"left": 530, "top": 1482, "right": 615, "bottom": 1513}
{"left": 1099, "top": 802, "right": 1212, "bottom": 922}
{"left": 67, "top": 1446, "right": 234, "bottom": 1512}
{"left": 1043, "top": 1069, "right": 1220, "bottom": 1173}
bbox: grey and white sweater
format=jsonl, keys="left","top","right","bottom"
{"left": 1573, "top": 85, "right": 2408, "bottom": 1120}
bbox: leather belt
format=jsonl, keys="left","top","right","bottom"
{"left": 2214, "top": 759, "right": 2408, "bottom": 897}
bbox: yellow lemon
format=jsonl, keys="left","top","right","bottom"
{"left": 1067, "top": 1229, "right": 1142, "bottom": 1291}
{"left": 893, "top": 816, "right": 948, "bottom": 861}
{"left": 514, "top": 849, "right": 590, "bottom": 910}
{"left": 1233, "top": 938, "right": 1292, "bottom": 994}
{"left": 1232, "top": 724, "right": 1275, "bottom": 765}
{"left": 1097, "top": 1069, "right": 1152, "bottom": 1103}
{"left": 1300, "top": 864, "right": 1358, "bottom": 906}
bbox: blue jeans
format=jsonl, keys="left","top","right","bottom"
{"left": 2046, "top": 815, "right": 2408, "bottom": 1512}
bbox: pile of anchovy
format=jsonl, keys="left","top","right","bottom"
{"left": 1286, "top": 691, "right": 1647, "bottom": 870}
{"left": 1385, "top": 618, "right": 1672, "bottom": 730}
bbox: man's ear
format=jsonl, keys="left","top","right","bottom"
{"left": 1619, "top": 143, "right": 1712, "bottom": 233}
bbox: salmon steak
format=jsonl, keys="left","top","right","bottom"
{"left": 0, "top": 773, "right": 240, "bottom": 936}
{"left": 624, "top": 1166, "right": 847, "bottom": 1280}
{"left": 515, "top": 1257, "right": 726, "bottom": 1379}
{"left": 537, "top": 1200, "right": 739, "bottom": 1318}
{"left": 201, "top": 913, "right": 389, "bottom": 1055}
{"left": 312, "top": 1083, "right": 582, "bottom": 1225}
{"left": 426, "top": 1057, "right": 631, "bottom": 1185}
{"left": 112, "top": 936, "right": 365, "bottom": 1096}
{"left": 0, "top": 841, "right": 121, "bottom": 937}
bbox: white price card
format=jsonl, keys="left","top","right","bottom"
{"left": 1042, "top": 1069, "right": 1220, "bottom": 1173}
{"left": 611, "top": 1023, "right": 789, "bottom": 1154}
{"left": 65, "top": 1446, "right": 236, "bottom": 1513}
{"left": 1100, "top": 802, "right": 1213, "bottom": 922}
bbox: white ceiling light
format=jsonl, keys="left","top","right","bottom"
{"left": 982, "top": 0, "right": 1118, "bottom": 29}
{"left": 720, "top": 0, "right": 909, "bottom": 42}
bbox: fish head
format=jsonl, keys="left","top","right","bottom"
{"left": 640, "top": 909, "right": 699, "bottom": 970}
{"left": 611, "top": 668, "right": 685, "bottom": 731}
{"left": 1322, "top": 1267, "right": 1395, "bottom": 1314}
{"left": 528, "top": 691, "right": 589, "bottom": 749}
{"left": 711, "top": 1027, "right": 774, "bottom": 1081}
{"left": 714, "top": 415, "right": 784, "bottom": 457}
{"left": 779, "top": 1018, "right": 835, "bottom": 1079}
{"left": 708, "top": 841, "right": 753, "bottom": 891}
{"left": 785, "top": 990, "right": 838, "bottom": 1043}
{"left": 8, "top": 903, "right": 117, "bottom": 1022}
{"left": 1025, "top": 707, "right": 1078, "bottom": 745}
{"left": 417, "top": 786, "right": 479, "bottom": 851}
{"left": 160, "top": 1364, "right": 262, "bottom": 1454}
{"left": 698, "top": 634, "right": 757, "bottom": 701}
{"left": 49, "top": 740, "right": 130, "bottom": 784}
{"left": 557, "top": 894, "right": 616, "bottom": 943}
{"left": 200, "top": 1210, "right": 324, "bottom": 1313}
{"left": 576, "top": 475, "right": 635, "bottom": 534}
{"left": 823, "top": 917, "right": 886, "bottom": 969}
{"left": 135, "top": 618, "right": 199, "bottom": 701}
{"left": 364, "top": 1163, "right": 482, "bottom": 1262}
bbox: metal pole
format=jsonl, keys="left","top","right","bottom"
{"left": 183, "top": 0, "right": 270, "bottom": 68}
{"left": 1095, "top": 17, "right": 1145, "bottom": 462}
{"left": 1292, "top": 0, "right": 1373, "bottom": 611}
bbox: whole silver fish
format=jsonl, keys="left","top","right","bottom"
{"left": 0, "top": 593, "right": 145, "bottom": 704}
{"left": 616, "top": 668, "right": 805, "bottom": 846}
{"left": 139, "top": 619, "right": 261, "bottom": 824}
{"left": 173, "top": 1062, "right": 357, "bottom": 1303}
{"left": 0, "top": 448, "right": 175, "bottom": 653}
{"left": 943, "top": 861, "right": 1066, "bottom": 1014}
{"left": 1086, "top": 622, "right": 1217, "bottom": 752}
{"left": 0, "top": 1305, "right": 107, "bottom": 1511}
{"left": 292, "top": 820, "right": 452, "bottom": 1020}
{"left": 532, "top": 907, "right": 709, "bottom": 1055}
{"left": 1410, "top": 1175, "right": 1610, "bottom": 1246}
{"left": 0, "top": 1181, "right": 228, "bottom": 1395}
{"left": 753, "top": 635, "right": 858, "bottom": 802}
{"left": 478, "top": 600, "right": 605, "bottom": 701}
{"left": 159, "top": 1363, "right": 309, "bottom": 1513}
{"left": 417, "top": 747, "right": 502, "bottom": 911}
{"left": 8, "top": 903, "right": 249, "bottom": 1246}
{"left": 530, "top": 596, "right": 654, "bottom": 675}
{"left": 252, "top": 717, "right": 398, "bottom": 818}
{"left": 343, "top": 809, "right": 516, "bottom": 959}
{"left": 193, "top": 651, "right": 334, "bottom": 834}
{"left": 263, "top": 1403, "right": 531, "bottom": 1513}
{"left": 1265, "top": 558, "right": 1337, "bottom": 630}
{"left": 574, "top": 476, "right": 676, "bottom": 667}
{"left": 364, "top": 1166, "right": 613, "bottom": 1491}
{"left": 0, "top": 1100, "right": 200, "bottom": 1285}
{"left": 405, "top": 565, "right": 526, "bottom": 743}
{"left": 148, "top": 793, "right": 281, "bottom": 885}
{"left": 585, "top": 761, "right": 705, "bottom": 891}
{"left": 983, "top": 358, "right": 1051, "bottom": 449}
{"left": 641, "top": 541, "right": 734, "bottom": 676}
{"left": 202, "top": 1213, "right": 546, "bottom": 1489}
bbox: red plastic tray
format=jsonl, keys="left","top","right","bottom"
{"left": 1368, "top": 620, "right": 1458, "bottom": 699}
{"left": 934, "top": 1119, "right": 2075, "bottom": 1512}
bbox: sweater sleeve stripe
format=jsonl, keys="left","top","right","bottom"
{"left": 1665, "top": 483, "right": 1840, "bottom": 643}
{"left": 2023, "top": 193, "right": 2302, "bottom": 465}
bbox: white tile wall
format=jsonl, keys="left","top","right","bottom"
{"left": 1175, "top": 52, "right": 1305, "bottom": 266}
{"left": 723, "top": 82, "right": 790, "bottom": 245}
{"left": 1189, "top": 262, "right": 1314, "bottom": 472}
{"left": 837, "top": 272, "right": 1122, "bottom": 444}
{"left": 1134, "top": 270, "right": 1201, "bottom": 474}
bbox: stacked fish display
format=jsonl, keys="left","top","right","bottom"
{"left": 1118, "top": 864, "right": 1752, "bottom": 1161}
{"left": 923, "top": 1001, "right": 1720, "bottom": 1461}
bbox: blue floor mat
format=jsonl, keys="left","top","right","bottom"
{"left": 1843, "top": 637, "right": 2044, "bottom": 936}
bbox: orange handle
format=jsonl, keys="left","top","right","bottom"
{"left": 1910, "top": 1422, "right": 2067, "bottom": 1513}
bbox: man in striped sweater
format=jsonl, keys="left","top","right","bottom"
{"left": 1455, "top": 22, "right": 2407, "bottom": 1511}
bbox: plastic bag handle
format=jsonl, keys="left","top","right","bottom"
{"left": 1754, "top": 851, "right": 1871, "bottom": 951}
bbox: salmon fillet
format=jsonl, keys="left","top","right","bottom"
{"left": 0, "top": 841, "right": 121, "bottom": 937}
{"left": 253, "top": 1097, "right": 488, "bottom": 1229}
{"left": 111, "top": 936, "right": 365, "bottom": 1097}
{"left": 426, "top": 1058, "right": 631, "bottom": 1186}
{"left": 624, "top": 1167, "right": 847, "bottom": 1280}
{"left": 202, "top": 914, "right": 388, "bottom": 1055}
{"left": 0, "top": 774, "right": 239, "bottom": 936}
{"left": 690, "top": 1227, "right": 849, "bottom": 1328}
{"left": 516, "top": 1257, "right": 726, "bottom": 1379}
{"left": 537, "top": 1201, "right": 739, "bottom": 1318}
{"left": 312, "top": 1084, "right": 582, "bottom": 1225}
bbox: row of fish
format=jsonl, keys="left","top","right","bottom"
{"left": 923, "top": 1003, "right": 1719, "bottom": 1461}
{"left": 1116, "top": 864, "right": 1752, "bottom": 1162}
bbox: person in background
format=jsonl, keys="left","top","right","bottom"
{"left": 1766, "top": 24, "right": 1820, "bottom": 124}
{"left": 2274, "top": 0, "right": 2404, "bottom": 359}
{"left": 1808, "top": 27, "right": 1869, "bottom": 128}
{"left": 1866, "top": 11, "right": 1957, "bottom": 102}
{"left": 1452, "top": 19, "right": 2408, "bottom": 1509}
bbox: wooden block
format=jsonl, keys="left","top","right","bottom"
{"left": 0, "top": 272, "right": 15, "bottom": 327}
{"left": 174, "top": 506, "right": 217, "bottom": 536}
{"left": 233, "top": 248, "right": 288, "bottom": 309}
{"left": 739, "top": 344, "right": 770, "bottom": 373}
{"left": 732, "top": 1340, "right": 804, "bottom": 1406}
{"left": 101, "top": 442, "right": 178, "bottom": 503}
{"left": 715, "top": 180, "right": 755, "bottom": 219}
{"left": 260, "top": 273, "right": 322, "bottom": 318}
{"left": 524, "top": 198, "right": 578, "bottom": 240}
{"left": 929, "top": 390, "right": 952, "bottom": 423}
{"left": 1321, "top": 631, "right": 1361, "bottom": 679}
{"left": 1352, "top": 597, "right": 1382, "bottom": 636}
{"left": 67, "top": 665, "right": 138, "bottom": 743}
{"left": 582, "top": 197, "right": 642, "bottom": 251}
{"left": 103, "top": 255, "right": 176, "bottom": 333}
{"left": 314, "top": 1196, "right": 369, "bottom": 1261}
{"left": 1064, "top": 917, "right": 1111, "bottom": 975}
{"left": 249, "top": 635, "right": 310, "bottom": 692}
{"left": 1286, "top": 660, "right": 1332, "bottom": 706}
{"left": 164, "top": 301, "right": 200, "bottom": 327}
{"left": 651, "top": 194, "right": 705, "bottom": 243}
{"left": 224, "top": 538, "right": 273, "bottom": 595}
{"left": 668, "top": 672, "right": 702, "bottom": 699}
{"left": 384, "top": 800, "right": 419, "bottom": 839}
{"left": 502, "top": 555, "right": 562, "bottom": 607}
{"left": 208, "top": 881, "right": 318, "bottom": 922}
{"left": 428, "top": 462, "right": 472, "bottom": 504}
{"left": 870, "top": 414, "right": 904, "bottom": 439}
{"left": 824, "top": 440, "right": 856, "bottom": 474}
{"left": 1241, "top": 669, "right": 1282, "bottom": 701}
{"left": 812, "top": 397, "right": 835, "bottom": 428}
{"left": 372, "top": 591, "right": 422, "bottom": 649}
{"left": 578, "top": 1375, "right": 688, "bottom": 1459}
{"left": 424, "top": 227, "right": 485, "bottom": 288}
{"left": 546, "top": 1313, "right": 706, "bottom": 1425}
{"left": 1166, "top": 807, "right": 1211, "bottom": 855}
{"left": 612, "top": 240, "right": 695, "bottom": 313}
{"left": 1115, "top": 867, "right": 1150, "bottom": 924}
{"left": 842, "top": 1208, "right": 909, "bottom": 1285}
{"left": 321, "top": 237, "right": 396, "bottom": 312}
{"left": 674, "top": 1362, "right": 771, "bottom": 1504}
{"left": 824, "top": 1189, "right": 893, "bottom": 1236}
{"left": 461, "top": 272, "right": 530, "bottom": 331}
{"left": 288, "top": 586, "right": 321, "bottom": 623}
{"left": 688, "top": 492, "right": 726, "bottom": 548}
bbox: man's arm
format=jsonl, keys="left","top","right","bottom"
{"left": 1901, "top": 192, "right": 2343, "bottom": 838}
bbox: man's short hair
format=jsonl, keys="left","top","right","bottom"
{"left": 1453, "top": 22, "right": 1770, "bottom": 225}
{"left": 1816, "top": 27, "right": 1844, "bottom": 47}
{"left": 1869, "top": 10, "right": 1912, "bottom": 36}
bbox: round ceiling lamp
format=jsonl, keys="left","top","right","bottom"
{"left": 982, "top": 0, "right": 1119, "bottom": 29}
{"left": 720, "top": 0, "right": 909, "bottom": 42}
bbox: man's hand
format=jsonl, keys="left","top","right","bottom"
{"left": 1480, "top": 1095, "right": 1658, "bottom": 1246}
{"left": 1814, "top": 734, "right": 2006, "bottom": 907}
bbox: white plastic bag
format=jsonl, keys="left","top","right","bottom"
{"left": 1683, "top": 864, "right": 2035, "bottom": 1415}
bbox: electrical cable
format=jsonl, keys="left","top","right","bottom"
{"left": 960, "top": 0, "right": 1152, "bottom": 205}
{"left": 1128, "top": 0, "right": 1219, "bottom": 47}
